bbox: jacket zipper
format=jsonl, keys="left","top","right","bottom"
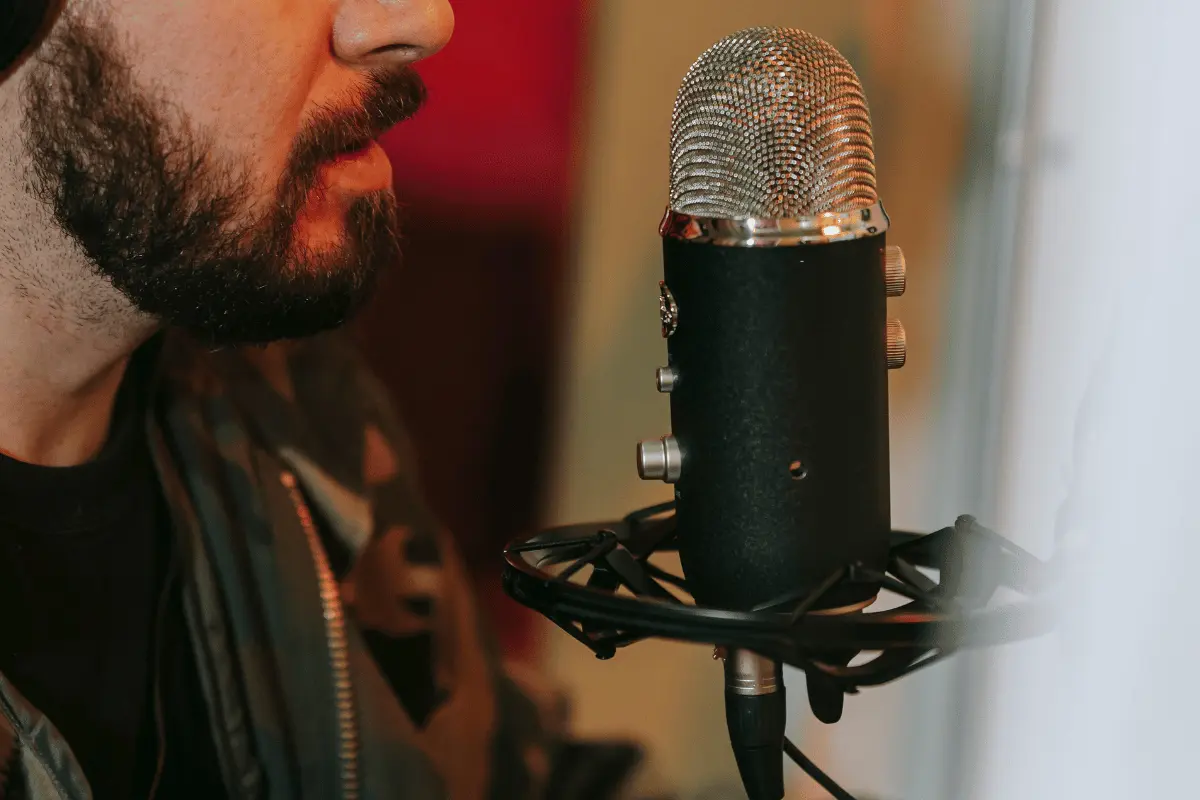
{"left": 280, "top": 471, "right": 360, "bottom": 800}
{"left": 145, "top": 550, "right": 179, "bottom": 800}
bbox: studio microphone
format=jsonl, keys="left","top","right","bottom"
{"left": 505, "top": 26, "right": 1042, "bottom": 798}
{"left": 636, "top": 28, "right": 906, "bottom": 799}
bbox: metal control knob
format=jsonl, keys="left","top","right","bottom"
{"left": 885, "top": 245, "right": 907, "bottom": 298}
{"left": 656, "top": 366, "right": 678, "bottom": 393}
{"left": 887, "top": 319, "right": 907, "bottom": 369}
{"left": 637, "top": 436, "right": 683, "bottom": 483}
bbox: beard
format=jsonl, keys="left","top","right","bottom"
{"left": 19, "top": 12, "right": 425, "bottom": 347}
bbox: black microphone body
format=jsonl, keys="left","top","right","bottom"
{"left": 663, "top": 233, "right": 892, "bottom": 613}
{"left": 644, "top": 26, "right": 904, "bottom": 800}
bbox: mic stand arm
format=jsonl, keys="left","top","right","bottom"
{"left": 503, "top": 506, "right": 1052, "bottom": 800}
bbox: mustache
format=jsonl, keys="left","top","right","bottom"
{"left": 283, "top": 67, "right": 426, "bottom": 194}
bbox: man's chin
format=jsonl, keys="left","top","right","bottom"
{"left": 109, "top": 191, "right": 399, "bottom": 347}
{"left": 290, "top": 227, "right": 354, "bottom": 266}
{"left": 293, "top": 198, "right": 358, "bottom": 253}
{"left": 293, "top": 189, "right": 401, "bottom": 259}
{"left": 172, "top": 294, "right": 375, "bottom": 348}
{"left": 156, "top": 256, "right": 386, "bottom": 347}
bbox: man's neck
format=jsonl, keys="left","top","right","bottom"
{"left": 0, "top": 355, "right": 132, "bottom": 467}
{"left": 0, "top": 286, "right": 155, "bottom": 467}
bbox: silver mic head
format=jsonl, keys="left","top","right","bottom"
{"left": 668, "top": 27, "right": 877, "bottom": 219}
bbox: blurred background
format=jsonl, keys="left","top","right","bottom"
{"left": 349, "top": 1, "right": 1193, "bottom": 798}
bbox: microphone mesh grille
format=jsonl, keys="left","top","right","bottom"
{"left": 669, "top": 27, "right": 877, "bottom": 218}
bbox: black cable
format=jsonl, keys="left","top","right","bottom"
{"left": 640, "top": 561, "right": 689, "bottom": 590}
{"left": 506, "top": 534, "right": 601, "bottom": 554}
{"left": 623, "top": 499, "right": 676, "bottom": 525}
{"left": 783, "top": 737, "right": 858, "bottom": 800}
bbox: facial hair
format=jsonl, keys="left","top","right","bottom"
{"left": 19, "top": 11, "right": 426, "bottom": 347}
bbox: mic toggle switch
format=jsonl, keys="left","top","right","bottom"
{"left": 637, "top": 436, "right": 683, "bottom": 483}
{"left": 887, "top": 319, "right": 907, "bottom": 370}
{"left": 884, "top": 245, "right": 907, "bottom": 297}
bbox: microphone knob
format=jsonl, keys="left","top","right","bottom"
{"left": 637, "top": 436, "right": 683, "bottom": 483}
{"left": 884, "top": 245, "right": 907, "bottom": 297}
{"left": 887, "top": 319, "right": 907, "bottom": 369}
{"left": 656, "top": 366, "right": 679, "bottom": 393}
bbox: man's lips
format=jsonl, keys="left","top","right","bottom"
{"left": 321, "top": 140, "right": 393, "bottom": 194}
{"left": 331, "top": 139, "right": 374, "bottom": 163}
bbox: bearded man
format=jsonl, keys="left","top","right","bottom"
{"left": 0, "top": 2, "right": 641, "bottom": 798}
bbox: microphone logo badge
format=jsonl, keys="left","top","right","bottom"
{"left": 659, "top": 282, "right": 679, "bottom": 338}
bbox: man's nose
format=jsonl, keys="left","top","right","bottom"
{"left": 333, "top": 0, "right": 455, "bottom": 69}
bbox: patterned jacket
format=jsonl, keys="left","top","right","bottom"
{"left": 0, "top": 331, "right": 640, "bottom": 799}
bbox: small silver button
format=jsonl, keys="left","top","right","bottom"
{"left": 637, "top": 436, "right": 683, "bottom": 483}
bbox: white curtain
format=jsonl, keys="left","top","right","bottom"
{"left": 962, "top": 1, "right": 1200, "bottom": 797}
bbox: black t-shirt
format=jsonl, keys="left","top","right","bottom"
{"left": 0, "top": 361, "right": 226, "bottom": 799}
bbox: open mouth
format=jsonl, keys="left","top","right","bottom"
{"left": 331, "top": 139, "right": 375, "bottom": 163}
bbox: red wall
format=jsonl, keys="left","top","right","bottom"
{"left": 357, "top": 0, "right": 591, "bottom": 660}
{"left": 382, "top": 0, "right": 589, "bottom": 217}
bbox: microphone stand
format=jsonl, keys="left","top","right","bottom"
{"left": 503, "top": 510, "right": 1052, "bottom": 800}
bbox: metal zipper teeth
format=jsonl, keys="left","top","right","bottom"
{"left": 281, "top": 471, "right": 361, "bottom": 800}
{"left": 145, "top": 551, "right": 178, "bottom": 800}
